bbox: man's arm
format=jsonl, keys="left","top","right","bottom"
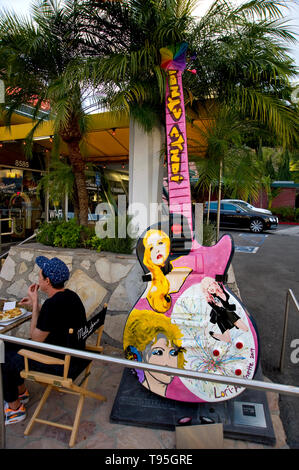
{"left": 30, "top": 300, "right": 49, "bottom": 342}
{"left": 21, "top": 283, "right": 49, "bottom": 342}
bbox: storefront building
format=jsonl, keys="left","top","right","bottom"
{"left": 0, "top": 105, "right": 208, "bottom": 241}
{"left": 0, "top": 140, "right": 45, "bottom": 239}
{"left": 0, "top": 109, "right": 131, "bottom": 240}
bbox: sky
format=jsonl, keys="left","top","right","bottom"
{"left": 0, "top": 0, "right": 298, "bottom": 73}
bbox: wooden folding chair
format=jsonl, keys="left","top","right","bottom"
{"left": 18, "top": 304, "right": 108, "bottom": 448}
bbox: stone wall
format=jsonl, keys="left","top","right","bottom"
{"left": 0, "top": 243, "right": 146, "bottom": 348}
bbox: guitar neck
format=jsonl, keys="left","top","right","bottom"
{"left": 165, "top": 69, "right": 193, "bottom": 233}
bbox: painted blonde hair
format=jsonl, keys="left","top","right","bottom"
{"left": 143, "top": 229, "right": 171, "bottom": 313}
{"left": 123, "top": 309, "right": 185, "bottom": 369}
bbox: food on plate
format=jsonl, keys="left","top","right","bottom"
{"left": 0, "top": 307, "right": 23, "bottom": 321}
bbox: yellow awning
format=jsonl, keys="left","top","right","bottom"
{"left": 0, "top": 111, "right": 208, "bottom": 162}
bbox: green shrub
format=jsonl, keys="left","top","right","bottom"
{"left": 99, "top": 235, "right": 134, "bottom": 254}
{"left": 271, "top": 206, "right": 296, "bottom": 222}
{"left": 53, "top": 219, "right": 85, "bottom": 248}
{"left": 36, "top": 219, "right": 92, "bottom": 248}
{"left": 36, "top": 220, "right": 64, "bottom": 246}
{"left": 85, "top": 235, "right": 102, "bottom": 252}
{"left": 36, "top": 216, "right": 135, "bottom": 254}
{"left": 96, "top": 215, "right": 135, "bottom": 254}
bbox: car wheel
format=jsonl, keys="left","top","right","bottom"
{"left": 249, "top": 218, "right": 264, "bottom": 233}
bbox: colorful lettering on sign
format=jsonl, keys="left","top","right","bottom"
{"left": 214, "top": 385, "right": 242, "bottom": 399}
{"left": 168, "top": 124, "right": 185, "bottom": 183}
{"left": 245, "top": 361, "right": 255, "bottom": 379}
{"left": 166, "top": 70, "right": 182, "bottom": 122}
{"left": 167, "top": 70, "right": 185, "bottom": 184}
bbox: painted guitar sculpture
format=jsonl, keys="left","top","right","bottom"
{"left": 123, "top": 43, "right": 259, "bottom": 403}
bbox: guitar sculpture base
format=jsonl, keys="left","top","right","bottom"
{"left": 110, "top": 365, "right": 276, "bottom": 446}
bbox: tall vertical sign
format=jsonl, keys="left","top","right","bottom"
{"left": 161, "top": 43, "right": 193, "bottom": 233}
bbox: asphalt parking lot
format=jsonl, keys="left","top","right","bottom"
{"left": 220, "top": 224, "right": 299, "bottom": 448}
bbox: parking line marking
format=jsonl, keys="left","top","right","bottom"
{"left": 235, "top": 246, "right": 259, "bottom": 253}
{"left": 238, "top": 234, "right": 268, "bottom": 245}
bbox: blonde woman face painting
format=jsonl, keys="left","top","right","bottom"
{"left": 145, "top": 335, "right": 179, "bottom": 385}
{"left": 144, "top": 230, "right": 170, "bottom": 267}
{"left": 123, "top": 309, "right": 185, "bottom": 397}
{"left": 142, "top": 229, "right": 171, "bottom": 313}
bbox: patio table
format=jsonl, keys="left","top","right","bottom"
{"left": 0, "top": 299, "right": 32, "bottom": 447}
{"left": 0, "top": 299, "right": 32, "bottom": 334}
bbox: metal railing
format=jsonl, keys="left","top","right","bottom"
{"left": 1, "top": 330, "right": 299, "bottom": 448}
{"left": 0, "top": 231, "right": 37, "bottom": 260}
{"left": 279, "top": 289, "right": 299, "bottom": 373}
{"left": 0, "top": 218, "right": 14, "bottom": 237}
{"left": 0, "top": 217, "right": 14, "bottom": 244}
{"left": 0, "top": 218, "right": 13, "bottom": 256}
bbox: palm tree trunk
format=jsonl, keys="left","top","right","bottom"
{"left": 207, "top": 183, "right": 211, "bottom": 225}
{"left": 216, "top": 158, "right": 223, "bottom": 242}
{"left": 72, "top": 181, "right": 80, "bottom": 221}
{"left": 66, "top": 141, "right": 89, "bottom": 227}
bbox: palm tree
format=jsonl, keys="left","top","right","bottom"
{"left": 0, "top": 0, "right": 125, "bottom": 226}
{"left": 75, "top": 0, "right": 298, "bottom": 145}
{"left": 187, "top": 0, "right": 298, "bottom": 147}
{"left": 77, "top": 0, "right": 198, "bottom": 131}
{"left": 36, "top": 156, "right": 76, "bottom": 218}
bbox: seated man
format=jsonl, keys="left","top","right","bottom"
{"left": 2, "top": 256, "right": 89, "bottom": 425}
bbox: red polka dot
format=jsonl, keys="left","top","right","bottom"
{"left": 171, "top": 224, "right": 182, "bottom": 235}
{"left": 236, "top": 342, "right": 243, "bottom": 349}
{"left": 213, "top": 350, "right": 220, "bottom": 357}
{"left": 235, "top": 369, "right": 242, "bottom": 376}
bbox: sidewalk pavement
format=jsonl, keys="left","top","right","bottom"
{"left": 3, "top": 266, "right": 289, "bottom": 450}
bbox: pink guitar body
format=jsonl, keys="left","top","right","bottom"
{"left": 123, "top": 44, "right": 259, "bottom": 403}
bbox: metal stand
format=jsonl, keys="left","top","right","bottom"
{"left": 110, "top": 363, "right": 276, "bottom": 446}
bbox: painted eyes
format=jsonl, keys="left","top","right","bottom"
{"left": 151, "top": 348, "right": 178, "bottom": 357}
{"left": 169, "top": 349, "right": 179, "bottom": 357}
{"left": 152, "top": 348, "right": 163, "bottom": 356}
{"left": 149, "top": 240, "right": 164, "bottom": 251}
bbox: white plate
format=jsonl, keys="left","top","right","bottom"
{"left": 0, "top": 308, "right": 29, "bottom": 325}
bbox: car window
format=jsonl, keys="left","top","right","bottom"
{"left": 205, "top": 202, "right": 218, "bottom": 210}
{"left": 221, "top": 203, "right": 239, "bottom": 211}
{"left": 234, "top": 201, "right": 248, "bottom": 209}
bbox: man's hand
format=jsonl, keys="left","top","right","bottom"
{"left": 19, "top": 296, "right": 31, "bottom": 307}
{"left": 19, "top": 283, "right": 39, "bottom": 308}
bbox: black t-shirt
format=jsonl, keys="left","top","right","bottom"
{"left": 37, "top": 289, "right": 87, "bottom": 350}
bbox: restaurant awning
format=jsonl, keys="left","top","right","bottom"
{"left": 0, "top": 110, "right": 209, "bottom": 164}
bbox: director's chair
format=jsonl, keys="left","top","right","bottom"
{"left": 18, "top": 304, "right": 108, "bottom": 447}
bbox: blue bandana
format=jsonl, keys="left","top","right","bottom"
{"left": 36, "top": 256, "right": 69, "bottom": 284}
